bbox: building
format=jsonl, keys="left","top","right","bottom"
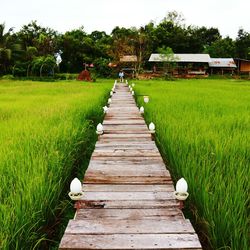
{"left": 209, "top": 58, "right": 237, "bottom": 75}
{"left": 148, "top": 53, "right": 211, "bottom": 77}
{"left": 119, "top": 55, "right": 138, "bottom": 78}
{"left": 234, "top": 58, "right": 250, "bottom": 75}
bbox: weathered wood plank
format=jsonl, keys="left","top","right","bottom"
{"left": 84, "top": 176, "right": 172, "bottom": 184}
{"left": 82, "top": 184, "right": 175, "bottom": 192}
{"left": 103, "top": 124, "right": 148, "bottom": 130}
{"left": 65, "top": 219, "right": 195, "bottom": 234}
{"left": 80, "top": 191, "right": 174, "bottom": 201}
{"left": 89, "top": 159, "right": 165, "bottom": 165}
{"left": 85, "top": 169, "right": 169, "bottom": 177}
{"left": 90, "top": 156, "right": 163, "bottom": 162}
{"left": 95, "top": 144, "right": 157, "bottom": 150}
{"left": 92, "top": 149, "right": 161, "bottom": 158}
{"left": 88, "top": 163, "right": 166, "bottom": 170}
{"left": 59, "top": 234, "right": 202, "bottom": 249}
{"left": 103, "top": 120, "right": 145, "bottom": 125}
{"left": 75, "top": 208, "right": 183, "bottom": 220}
{"left": 74, "top": 199, "right": 179, "bottom": 209}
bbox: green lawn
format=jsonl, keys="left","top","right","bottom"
{"left": 133, "top": 79, "right": 250, "bottom": 250}
{"left": 0, "top": 80, "right": 112, "bottom": 250}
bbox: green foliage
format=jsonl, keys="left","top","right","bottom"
{"left": 0, "top": 80, "right": 112, "bottom": 250}
{"left": 31, "top": 55, "right": 56, "bottom": 76}
{"left": 205, "top": 37, "right": 236, "bottom": 58}
{"left": 93, "top": 58, "right": 112, "bottom": 77}
{"left": 1, "top": 13, "right": 250, "bottom": 75}
{"left": 134, "top": 79, "right": 250, "bottom": 250}
{"left": 157, "top": 46, "right": 177, "bottom": 79}
{"left": 235, "top": 29, "right": 250, "bottom": 59}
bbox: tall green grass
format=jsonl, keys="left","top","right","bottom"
{"left": 134, "top": 79, "right": 250, "bottom": 250}
{"left": 0, "top": 80, "right": 112, "bottom": 249}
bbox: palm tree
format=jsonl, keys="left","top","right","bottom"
{"left": 0, "top": 23, "right": 21, "bottom": 74}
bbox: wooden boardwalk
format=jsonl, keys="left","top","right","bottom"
{"left": 59, "top": 83, "right": 202, "bottom": 250}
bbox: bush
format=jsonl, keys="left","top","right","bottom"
{"left": 1, "top": 74, "right": 15, "bottom": 80}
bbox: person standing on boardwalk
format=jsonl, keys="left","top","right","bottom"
{"left": 118, "top": 71, "right": 124, "bottom": 82}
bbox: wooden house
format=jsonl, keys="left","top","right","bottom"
{"left": 234, "top": 58, "right": 250, "bottom": 75}
{"left": 209, "top": 58, "right": 237, "bottom": 75}
{"left": 148, "top": 53, "right": 211, "bottom": 77}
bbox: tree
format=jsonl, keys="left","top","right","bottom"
{"left": 205, "top": 37, "right": 236, "bottom": 58}
{"left": 0, "top": 23, "right": 21, "bottom": 74}
{"left": 157, "top": 46, "right": 177, "bottom": 77}
{"left": 235, "top": 29, "right": 250, "bottom": 59}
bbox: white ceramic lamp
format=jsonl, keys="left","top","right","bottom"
{"left": 144, "top": 96, "right": 149, "bottom": 103}
{"left": 108, "top": 98, "right": 112, "bottom": 104}
{"left": 149, "top": 122, "right": 155, "bottom": 133}
{"left": 96, "top": 123, "right": 103, "bottom": 135}
{"left": 103, "top": 106, "right": 108, "bottom": 113}
{"left": 68, "top": 178, "right": 83, "bottom": 200}
{"left": 132, "top": 91, "right": 134, "bottom": 96}
{"left": 139, "top": 106, "right": 144, "bottom": 114}
{"left": 174, "top": 178, "right": 189, "bottom": 201}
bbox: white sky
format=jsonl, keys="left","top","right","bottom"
{"left": 1, "top": 0, "right": 250, "bottom": 38}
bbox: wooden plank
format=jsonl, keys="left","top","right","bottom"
{"left": 89, "top": 159, "right": 165, "bottom": 165}
{"left": 103, "top": 124, "right": 148, "bottom": 130}
{"left": 59, "top": 234, "right": 202, "bottom": 249}
{"left": 82, "top": 184, "right": 175, "bottom": 192}
{"left": 95, "top": 143, "right": 157, "bottom": 150}
{"left": 80, "top": 191, "right": 174, "bottom": 201}
{"left": 100, "top": 134, "right": 151, "bottom": 138}
{"left": 84, "top": 176, "right": 172, "bottom": 184}
{"left": 92, "top": 149, "right": 161, "bottom": 158}
{"left": 85, "top": 169, "right": 169, "bottom": 177}
{"left": 74, "top": 199, "right": 179, "bottom": 209}
{"left": 105, "top": 116, "right": 143, "bottom": 120}
{"left": 65, "top": 219, "right": 195, "bottom": 234}
{"left": 75, "top": 208, "right": 183, "bottom": 220}
{"left": 103, "top": 120, "right": 145, "bottom": 125}
{"left": 90, "top": 156, "right": 163, "bottom": 162}
{"left": 88, "top": 163, "right": 166, "bottom": 170}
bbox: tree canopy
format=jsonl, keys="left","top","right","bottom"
{"left": 0, "top": 12, "right": 249, "bottom": 76}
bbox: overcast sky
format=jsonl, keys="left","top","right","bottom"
{"left": 1, "top": 0, "right": 249, "bottom": 38}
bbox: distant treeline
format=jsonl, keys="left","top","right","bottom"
{"left": 0, "top": 11, "right": 249, "bottom": 76}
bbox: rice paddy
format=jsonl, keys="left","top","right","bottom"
{"left": 0, "top": 80, "right": 112, "bottom": 250}
{"left": 1, "top": 78, "right": 249, "bottom": 250}
{"left": 133, "top": 79, "right": 250, "bottom": 250}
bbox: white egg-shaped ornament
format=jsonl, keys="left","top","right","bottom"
{"left": 96, "top": 123, "right": 103, "bottom": 135}
{"left": 139, "top": 106, "right": 144, "bottom": 114}
{"left": 125, "top": 80, "right": 128, "bottom": 84}
{"left": 149, "top": 122, "right": 155, "bottom": 133}
{"left": 110, "top": 91, "right": 113, "bottom": 97}
{"left": 108, "top": 98, "right": 112, "bottom": 104}
{"left": 69, "top": 178, "right": 84, "bottom": 200}
{"left": 70, "top": 178, "right": 82, "bottom": 193}
{"left": 103, "top": 106, "right": 108, "bottom": 113}
{"left": 144, "top": 96, "right": 149, "bottom": 103}
{"left": 131, "top": 91, "right": 134, "bottom": 96}
{"left": 176, "top": 178, "right": 188, "bottom": 193}
{"left": 174, "top": 178, "right": 189, "bottom": 201}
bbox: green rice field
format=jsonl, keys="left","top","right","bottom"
{"left": 0, "top": 80, "right": 112, "bottom": 250}
{"left": 1, "top": 78, "right": 249, "bottom": 250}
{"left": 133, "top": 79, "right": 250, "bottom": 250}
